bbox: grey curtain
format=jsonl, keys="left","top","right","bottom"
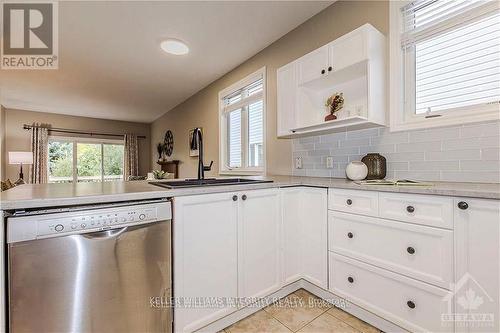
{"left": 29, "top": 124, "right": 49, "bottom": 184}
{"left": 124, "top": 133, "right": 139, "bottom": 178}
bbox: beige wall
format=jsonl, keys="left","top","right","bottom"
{"left": 3, "top": 108, "right": 151, "bottom": 181}
{"left": 0, "top": 105, "right": 5, "bottom": 180}
{"left": 151, "top": 1, "right": 388, "bottom": 178}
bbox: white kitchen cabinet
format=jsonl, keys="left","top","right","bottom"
{"left": 282, "top": 187, "right": 302, "bottom": 284}
{"left": 276, "top": 23, "right": 386, "bottom": 137}
{"left": 238, "top": 188, "right": 282, "bottom": 299}
{"left": 328, "top": 28, "right": 365, "bottom": 72}
{"left": 454, "top": 198, "right": 500, "bottom": 333}
{"left": 282, "top": 187, "right": 328, "bottom": 289}
{"left": 277, "top": 63, "right": 297, "bottom": 137}
{"left": 297, "top": 45, "right": 329, "bottom": 85}
{"left": 173, "top": 192, "right": 239, "bottom": 333}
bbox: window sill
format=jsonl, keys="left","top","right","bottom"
{"left": 219, "top": 169, "right": 265, "bottom": 176}
{"left": 390, "top": 111, "right": 500, "bottom": 132}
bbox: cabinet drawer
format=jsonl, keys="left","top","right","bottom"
{"left": 328, "top": 189, "right": 378, "bottom": 216}
{"left": 328, "top": 211, "right": 453, "bottom": 288}
{"left": 379, "top": 192, "right": 453, "bottom": 229}
{"left": 329, "top": 253, "right": 452, "bottom": 333}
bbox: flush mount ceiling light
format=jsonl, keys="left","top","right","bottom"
{"left": 160, "top": 39, "right": 189, "bottom": 55}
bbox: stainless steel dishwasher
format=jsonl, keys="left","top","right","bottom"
{"left": 6, "top": 198, "right": 172, "bottom": 333}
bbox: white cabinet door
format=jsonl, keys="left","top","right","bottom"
{"left": 173, "top": 193, "right": 239, "bottom": 333}
{"left": 282, "top": 187, "right": 328, "bottom": 289}
{"left": 455, "top": 198, "right": 500, "bottom": 333}
{"left": 281, "top": 187, "right": 302, "bottom": 284}
{"left": 329, "top": 29, "right": 366, "bottom": 71}
{"left": 301, "top": 187, "right": 328, "bottom": 289}
{"left": 238, "top": 188, "right": 282, "bottom": 299}
{"left": 277, "top": 62, "right": 297, "bottom": 137}
{"left": 297, "top": 45, "right": 329, "bottom": 84}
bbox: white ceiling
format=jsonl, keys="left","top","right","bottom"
{"left": 0, "top": 1, "right": 332, "bottom": 123}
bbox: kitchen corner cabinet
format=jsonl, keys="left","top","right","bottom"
{"left": 454, "top": 198, "right": 500, "bottom": 333}
{"left": 282, "top": 187, "right": 328, "bottom": 289}
{"left": 277, "top": 23, "right": 386, "bottom": 138}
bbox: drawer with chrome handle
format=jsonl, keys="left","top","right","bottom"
{"left": 329, "top": 253, "right": 452, "bottom": 333}
{"left": 328, "top": 211, "right": 453, "bottom": 288}
{"left": 328, "top": 189, "right": 378, "bottom": 217}
{"left": 378, "top": 192, "right": 453, "bottom": 229}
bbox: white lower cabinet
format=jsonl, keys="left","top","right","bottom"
{"left": 328, "top": 211, "right": 453, "bottom": 289}
{"left": 173, "top": 192, "right": 239, "bottom": 333}
{"left": 282, "top": 187, "right": 328, "bottom": 289}
{"left": 328, "top": 189, "right": 500, "bottom": 333}
{"left": 329, "top": 253, "right": 452, "bottom": 333}
{"left": 454, "top": 198, "right": 500, "bottom": 333}
{"left": 238, "top": 188, "right": 282, "bottom": 299}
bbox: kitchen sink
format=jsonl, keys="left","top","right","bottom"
{"left": 149, "top": 178, "right": 273, "bottom": 189}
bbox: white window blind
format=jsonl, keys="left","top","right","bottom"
{"left": 221, "top": 73, "right": 265, "bottom": 172}
{"left": 402, "top": 0, "right": 500, "bottom": 115}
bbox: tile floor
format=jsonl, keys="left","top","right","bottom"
{"left": 222, "top": 289, "right": 381, "bottom": 333}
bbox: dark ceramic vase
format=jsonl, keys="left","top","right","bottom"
{"left": 361, "top": 153, "right": 386, "bottom": 180}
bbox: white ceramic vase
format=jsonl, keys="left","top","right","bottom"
{"left": 345, "top": 161, "right": 368, "bottom": 181}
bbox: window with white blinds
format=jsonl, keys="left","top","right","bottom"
{"left": 399, "top": 0, "right": 500, "bottom": 121}
{"left": 219, "top": 69, "right": 265, "bottom": 174}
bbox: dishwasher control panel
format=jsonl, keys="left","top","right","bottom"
{"left": 37, "top": 207, "right": 159, "bottom": 237}
{"left": 7, "top": 200, "right": 172, "bottom": 243}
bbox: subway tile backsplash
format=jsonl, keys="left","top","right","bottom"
{"left": 291, "top": 121, "right": 500, "bottom": 183}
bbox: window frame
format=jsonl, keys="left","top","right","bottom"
{"left": 47, "top": 135, "right": 124, "bottom": 183}
{"left": 389, "top": 1, "right": 500, "bottom": 132}
{"left": 218, "top": 67, "right": 267, "bottom": 175}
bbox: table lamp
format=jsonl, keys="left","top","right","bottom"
{"left": 9, "top": 152, "right": 33, "bottom": 180}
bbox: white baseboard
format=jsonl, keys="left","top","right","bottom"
{"left": 192, "top": 279, "right": 406, "bottom": 333}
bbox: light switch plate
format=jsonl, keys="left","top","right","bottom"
{"left": 326, "top": 156, "right": 334, "bottom": 169}
{"left": 295, "top": 157, "right": 302, "bottom": 169}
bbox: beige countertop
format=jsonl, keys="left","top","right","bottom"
{"left": 1, "top": 175, "right": 499, "bottom": 211}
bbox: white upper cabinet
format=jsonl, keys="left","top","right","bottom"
{"left": 328, "top": 28, "right": 366, "bottom": 71}
{"left": 297, "top": 45, "right": 329, "bottom": 85}
{"left": 277, "top": 63, "right": 297, "bottom": 137}
{"left": 277, "top": 23, "right": 386, "bottom": 138}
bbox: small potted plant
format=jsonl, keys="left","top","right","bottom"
{"left": 325, "top": 92, "right": 344, "bottom": 121}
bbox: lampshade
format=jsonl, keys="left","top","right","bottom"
{"left": 8, "top": 152, "right": 33, "bottom": 165}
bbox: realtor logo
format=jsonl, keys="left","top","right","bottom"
{"left": 1, "top": 1, "right": 58, "bottom": 69}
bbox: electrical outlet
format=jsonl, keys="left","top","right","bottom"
{"left": 295, "top": 157, "right": 303, "bottom": 169}
{"left": 326, "top": 156, "right": 334, "bottom": 169}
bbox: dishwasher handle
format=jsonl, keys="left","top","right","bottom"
{"left": 82, "top": 226, "right": 128, "bottom": 239}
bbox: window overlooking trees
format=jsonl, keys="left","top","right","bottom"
{"left": 48, "top": 137, "right": 124, "bottom": 183}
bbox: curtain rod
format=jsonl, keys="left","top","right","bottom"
{"left": 23, "top": 124, "right": 146, "bottom": 139}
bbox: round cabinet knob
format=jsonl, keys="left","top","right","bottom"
{"left": 321, "top": 69, "right": 326, "bottom": 74}
{"left": 407, "top": 246, "right": 416, "bottom": 255}
{"left": 328, "top": 66, "right": 333, "bottom": 72}
{"left": 54, "top": 224, "right": 64, "bottom": 232}
{"left": 458, "top": 201, "right": 468, "bottom": 210}
{"left": 347, "top": 232, "right": 354, "bottom": 239}
{"left": 347, "top": 276, "right": 354, "bottom": 283}
{"left": 407, "top": 300, "right": 416, "bottom": 309}
{"left": 346, "top": 199, "right": 353, "bottom": 205}
{"left": 406, "top": 205, "right": 415, "bottom": 213}
{"left": 242, "top": 194, "right": 247, "bottom": 201}
{"left": 232, "top": 195, "right": 238, "bottom": 201}
{"left": 139, "top": 214, "right": 146, "bottom": 220}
